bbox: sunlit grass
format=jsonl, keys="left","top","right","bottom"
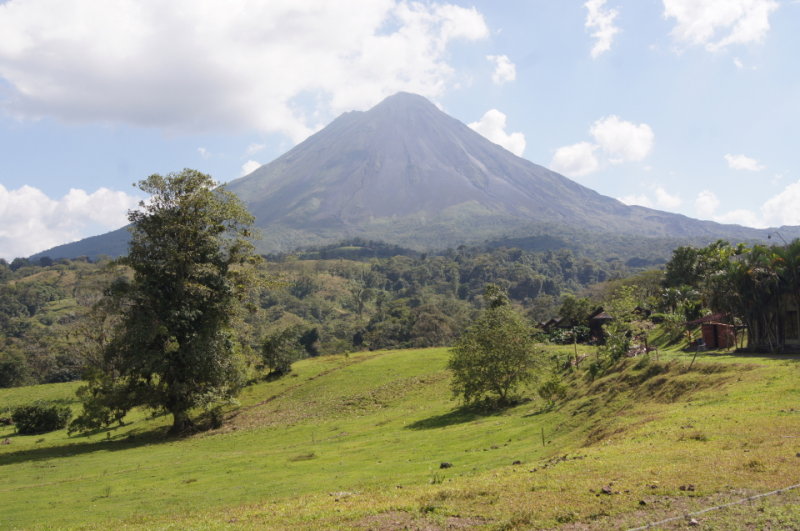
{"left": 1, "top": 346, "right": 799, "bottom": 529}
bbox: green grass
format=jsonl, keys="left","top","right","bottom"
{"left": 1, "top": 346, "right": 799, "bottom": 529}
{"left": 0, "top": 381, "right": 81, "bottom": 415}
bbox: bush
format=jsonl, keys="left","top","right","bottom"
{"left": 448, "top": 286, "right": 539, "bottom": 406}
{"left": 12, "top": 403, "right": 72, "bottom": 434}
{"left": 0, "top": 349, "right": 30, "bottom": 388}
{"left": 261, "top": 325, "right": 309, "bottom": 376}
{"left": 538, "top": 377, "right": 567, "bottom": 407}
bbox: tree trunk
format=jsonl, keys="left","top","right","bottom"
{"left": 169, "top": 409, "right": 194, "bottom": 435}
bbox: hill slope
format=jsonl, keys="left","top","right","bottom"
{"left": 2, "top": 347, "right": 799, "bottom": 529}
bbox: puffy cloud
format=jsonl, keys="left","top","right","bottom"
{"left": 618, "top": 186, "right": 682, "bottom": 210}
{"left": 716, "top": 209, "right": 765, "bottom": 227}
{"left": 654, "top": 186, "right": 682, "bottom": 209}
{"left": 691, "top": 180, "right": 800, "bottom": 228}
{"left": 550, "top": 142, "right": 599, "bottom": 178}
{"left": 0, "top": 0, "right": 488, "bottom": 142}
{"left": 468, "top": 109, "right": 526, "bottom": 156}
{"left": 240, "top": 160, "right": 262, "bottom": 176}
{"left": 0, "top": 184, "right": 140, "bottom": 259}
{"left": 590, "top": 115, "right": 654, "bottom": 163}
{"left": 585, "top": 0, "right": 620, "bottom": 58}
{"left": 695, "top": 189, "right": 721, "bottom": 218}
{"left": 197, "top": 147, "right": 211, "bottom": 159}
{"left": 663, "top": 0, "right": 779, "bottom": 52}
{"left": 724, "top": 153, "right": 765, "bottom": 171}
{"left": 245, "top": 143, "right": 266, "bottom": 156}
{"left": 486, "top": 54, "right": 516, "bottom": 85}
{"left": 552, "top": 115, "right": 654, "bottom": 177}
{"left": 761, "top": 180, "right": 800, "bottom": 226}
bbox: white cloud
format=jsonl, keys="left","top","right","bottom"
{"left": 714, "top": 208, "right": 766, "bottom": 227}
{"left": 241, "top": 160, "right": 262, "bottom": 176}
{"left": 618, "top": 186, "right": 682, "bottom": 210}
{"left": 694, "top": 190, "right": 757, "bottom": 224}
{"left": 551, "top": 115, "right": 654, "bottom": 178}
{"left": 468, "top": 109, "right": 526, "bottom": 156}
{"left": 733, "top": 57, "right": 744, "bottom": 68}
{"left": 0, "top": 185, "right": 140, "bottom": 259}
{"left": 654, "top": 186, "right": 682, "bottom": 209}
{"left": 486, "top": 54, "right": 516, "bottom": 85}
{"left": 550, "top": 142, "right": 599, "bottom": 177}
{"left": 0, "top": 0, "right": 489, "bottom": 142}
{"left": 663, "top": 0, "right": 779, "bottom": 52}
{"left": 692, "top": 181, "right": 800, "bottom": 228}
{"left": 590, "top": 115, "right": 654, "bottom": 163}
{"left": 695, "top": 189, "right": 721, "bottom": 218}
{"left": 246, "top": 143, "right": 266, "bottom": 156}
{"left": 724, "top": 153, "right": 765, "bottom": 171}
{"left": 618, "top": 193, "right": 653, "bottom": 208}
{"left": 585, "top": 0, "right": 620, "bottom": 58}
{"left": 197, "top": 147, "right": 211, "bottom": 159}
{"left": 761, "top": 180, "right": 800, "bottom": 226}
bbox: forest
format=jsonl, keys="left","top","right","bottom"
{"left": 4, "top": 234, "right": 799, "bottom": 391}
{"left": 0, "top": 239, "right": 639, "bottom": 389}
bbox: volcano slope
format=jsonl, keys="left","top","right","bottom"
{"left": 31, "top": 93, "right": 800, "bottom": 261}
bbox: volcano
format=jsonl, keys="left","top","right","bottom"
{"left": 32, "top": 92, "right": 798, "bottom": 259}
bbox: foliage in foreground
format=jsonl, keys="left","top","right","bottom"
{"left": 72, "top": 170, "right": 260, "bottom": 434}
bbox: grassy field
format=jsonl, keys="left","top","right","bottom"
{"left": 1, "top": 345, "right": 799, "bottom": 530}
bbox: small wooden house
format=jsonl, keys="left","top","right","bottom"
{"left": 686, "top": 313, "right": 736, "bottom": 349}
{"left": 700, "top": 322, "right": 735, "bottom": 349}
{"left": 588, "top": 308, "right": 613, "bottom": 342}
{"left": 540, "top": 317, "right": 565, "bottom": 332}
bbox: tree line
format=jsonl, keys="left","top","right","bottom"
{"left": 13, "top": 170, "right": 781, "bottom": 434}
{"left": 0, "top": 207, "right": 643, "bottom": 392}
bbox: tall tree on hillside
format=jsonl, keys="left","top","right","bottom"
{"left": 72, "top": 169, "right": 259, "bottom": 434}
{"left": 448, "top": 284, "right": 539, "bottom": 406}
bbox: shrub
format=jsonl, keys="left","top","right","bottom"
{"left": 0, "top": 349, "right": 30, "bottom": 388}
{"left": 538, "top": 377, "right": 567, "bottom": 407}
{"left": 449, "top": 285, "right": 539, "bottom": 406}
{"left": 261, "top": 325, "right": 308, "bottom": 376}
{"left": 12, "top": 403, "right": 72, "bottom": 434}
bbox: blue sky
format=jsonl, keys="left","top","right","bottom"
{"left": 0, "top": 0, "right": 798, "bottom": 259}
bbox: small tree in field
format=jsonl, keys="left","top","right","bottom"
{"left": 448, "top": 285, "right": 538, "bottom": 406}
{"left": 72, "top": 169, "right": 259, "bottom": 435}
{"left": 261, "top": 325, "right": 311, "bottom": 376}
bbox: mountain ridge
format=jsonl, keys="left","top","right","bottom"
{"left": 30, "top": 92, "right": 800, "bottom": 260}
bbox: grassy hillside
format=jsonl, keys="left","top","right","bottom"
{"left": 1, "top": 346, "right": 799, "bottom": 529}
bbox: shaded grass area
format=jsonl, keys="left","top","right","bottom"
{"left": 1, "top": 347, "right": 799, "bottom": 529}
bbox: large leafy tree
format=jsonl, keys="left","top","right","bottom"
{"left": 448, "top": 285, "right": 538, "bottom": 406}
{"left": 73, "top": 169, "right": 258, "bottom": 434}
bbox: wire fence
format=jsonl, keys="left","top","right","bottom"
{"left": 627, "top": 482, "right": 800, "bottom": 530}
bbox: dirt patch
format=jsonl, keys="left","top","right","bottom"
{"left": 353, "top": 510, "right": 487, "bottom": 530}
{"left": 549, "top": 487, "right": 800, "bottom": 530}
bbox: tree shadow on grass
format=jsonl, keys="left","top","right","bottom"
{"left": 406, "top": 400, "right": 527, "bottom": 430}
{"left": 0, "top": 425, "right": 175, "bottom": 467}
